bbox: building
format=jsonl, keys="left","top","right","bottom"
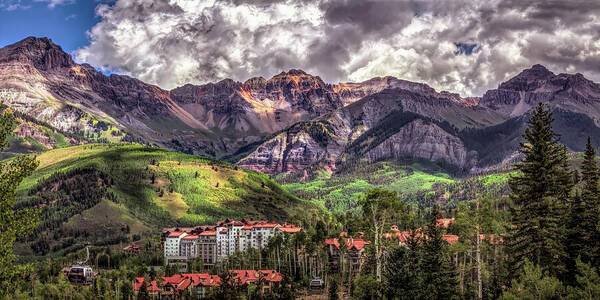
{"left": 324, "top": 236, "right": 370, "bottom": 273}
{"left": 133, "top": 273, "right": 221, "bottom": 299}
{"left": 132, "top": 270, "right": 283, "bottom": 299}
{"left": 163, "top": 219, "right": 302, "bottom": 267}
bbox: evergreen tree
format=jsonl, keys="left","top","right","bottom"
{"left": 508, "top": 103, "right": 573, "bottom": 277}
{"left": 328, "top": 276, "right": 339, "bottom": 300}
{"left": 421, "top": 209, "right": 458, "bottom": 299}
{"left": 568, "top": 137, "right": 600, "bottom": 271}
{"left": 137, "top": 281, "right": 149, "bottom": 300}
{"left": 210, "top": 270, "right": 242, "bottom": 300}
{"left": 570, "top": 259, "right": 600, "bottom": 299}
{"left": 500, "top": 260, "right": 564, "bottom": 300}
{"left": 383, "top": 237, "right": 423, "bottom": 299}
{"left": 0, "top": 107, "right": 39, "bottom": 297}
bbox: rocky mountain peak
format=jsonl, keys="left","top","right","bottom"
{"left": 269, "top": 69, "right": 326, "bottom": 87}
{"left": 498, "top": 64, "right": 555, "bottom": 91}
{"left": 0, "top": 36, "right": 74, "bottom": 71}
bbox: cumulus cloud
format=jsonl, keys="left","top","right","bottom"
{"left": 76, "top": 0, "right": 600, "bottom": 96}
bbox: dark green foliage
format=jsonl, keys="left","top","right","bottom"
{"left": 0, "top": 108, "right": 39, "bottom": 296}
{"left": 382, "top": 210, "right": 457, "bottom": 300}
{"left": 17, "top": 168, "right": 116, "bottom": 255}
{"left": 567, "top": 137, "right": 600, "bottom": 282}
{"left": 500, "top": 260, "right": 564, "bottom": 299}
{"left": 352, "top": 274, "right": 380, "bottom": 299}
{"left": 305, "top": 121, "right": 334, "bottom": 147}
{"left": 508, "top": 103, "right": 573, "bottom": 277}
{"left": 384, "top": 242, "right": 423, "bottom": 299}
{"left": 571, "top": 259, "right": 600, "bottom": 299}
{"left": 328, "top": 276, "right": 339, "bottom": 300}
{"left": 209, "top": 270, "right": 242, "bottom": 300}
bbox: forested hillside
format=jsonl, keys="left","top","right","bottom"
{"left": 11, "top": 143, "right": 319, "bottom": 258}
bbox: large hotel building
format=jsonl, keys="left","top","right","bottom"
{"left": 163, "top": 219, "right": 302, "bottom": 266}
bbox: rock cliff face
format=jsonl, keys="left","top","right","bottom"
{"left": 364, "top": 119, "right": 471, "bottom": 167}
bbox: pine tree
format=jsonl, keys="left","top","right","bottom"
{"left": 0, "top": 107, "right": 39, "bottom": 297}
{"left": 384, "top": 236, "right": 424, "bottom": 299}
{"left": 508, "top": 103, "right": 573, "bottom": 277}
{"left": 421, "top": 209, "right": 458, "bottom": 299}
{"left": 568, "top": 138, "right": 600, "bottom": 271}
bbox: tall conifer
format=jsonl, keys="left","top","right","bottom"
{"left": 508, "top": 103, "right": 573, "bottom": 278}
{"left": 568, "top": 138, "right": 600, "bottom": 270}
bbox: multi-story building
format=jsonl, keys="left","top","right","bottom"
{"left": 163, "top": 219, "right": 301, "bottom": 267}
{"left": 324, "top": 236, "right": 369, "bottom": 273}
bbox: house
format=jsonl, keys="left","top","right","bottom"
{"left": 132, "top": 270, "right": 282, "bottom": 299}
{"left": 123, "top": 243, "right": 141, "bottom": 254}
{"left": 324, "top": 236, "right": 369, "bottom": 273}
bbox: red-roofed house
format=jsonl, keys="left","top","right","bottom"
{"left": 325, "top": 236, "right": 370, "bottom": 272}
{"left": 133, "top": 270, "right": 282, "bottom": 298}
{"left": 436, "top": 218, "right": 455, "bottom": 229}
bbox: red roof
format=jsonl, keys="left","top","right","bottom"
{"left": 182, "top": 235, "right": 199, "bottom": 240}
{"left": 199, "top": 230, "right": 216, "bottom": 236}
{"left": 325, "top": 238, "right": 341, "bottom": 249}
{"left": 325, "top": 238, "right": 369, "bottom": 251}
{"left": 345, "top": 238, "right": 369, "bottom": 251}
{"left": 436, "top": 218, "right": 455, "bottom": 229}
{"left": 167, "top": 231, "right": 186, "bottom": 238}
{"left": 277, "top": 224, "right": 302, "bottom": 234}
{"left": 442, "top": 234, "right": 459, "bottom": 245}
{"left": 133, "top": 271, "right": 279, "bottom": 293}
{"left": 164, "top": 220, "right": 302, "bottom": 235}
{"left": 231, "top": 270, "right": 283, "bottom": 285}
{"left": 133, "top": 277, "right": 160, "bottom": 293}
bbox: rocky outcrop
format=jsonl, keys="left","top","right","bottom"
{"left": 365, "top": 119, "right": 471, "bottom": 168}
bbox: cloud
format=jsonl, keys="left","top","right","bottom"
{"left": 34, "top": 0, "right": 75, "bottom": 9}
{"left": 76, "top": 0, "right": 600, "bottom": 96}
{"left": 0, "top": 0, "right": 31, "bottom": 11}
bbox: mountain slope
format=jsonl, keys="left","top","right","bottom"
{"left": 4, "top": 37, "right": 600, "bottom": 177}
{"left": 0, "top": 37, "right": 413, "bottom": 158}
{"left": 239, "top": 87, "right": 502, "bottom": 174}
{"left": 13, "top": 144, "right": 318, "bottom": 256}
{"left": 241, "top": 66, "right": 600, "bottom": 176}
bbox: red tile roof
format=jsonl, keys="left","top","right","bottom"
{"left": 133, "top": 271, "right": 281, "bottom": 293}
{"left": 325, "top": 238, "right": 369, "bottom": 251}
{"left": 325, "top": 238, "right": 341, "bottom": 249}
{"left": 442, "top": 234, "right": 459, "bottom": 245}
{"left": 231, "top": 270, "right": 283, "bottom": 285}
{"left": 436, "top": 218, "right": 455, "bottom": 229}
{"left": 199, "top": 230, "right": 216, "bottom": 236}
{"left": 167, "top": 231, "right": 186, "bottom": 238}
{"left": 277, "top": 224, "right": 302, "bottom": 233}
{"left": 181, "top": 235, "right": 199, "bottom": 240}
{"left": 345, "top": 238, "right": 369, "bottom": 251}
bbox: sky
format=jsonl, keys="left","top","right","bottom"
{"left": 1, "top": 0, "right": 600, "bottom": 96}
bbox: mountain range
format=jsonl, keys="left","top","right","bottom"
{"left": 2, "top": 37, "right": 600, "bottom": 176}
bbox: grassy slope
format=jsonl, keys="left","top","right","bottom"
{"left": 283, "top": 162, "right": 457, "bottom": 215}
{"left": 283, "top": 161, "right": 517, "bottom": 216}
{"left": 18, "top": 144, "right": 317, "bottom": 227}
